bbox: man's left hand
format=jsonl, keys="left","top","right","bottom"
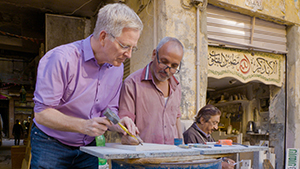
{"left": 121, "top": 134, "right": 143, "bottom": 145}
{"left": 221, "top": 158, "right": 235, "bottom": 169}
{"left": 108, "top": 116, "right": 140, "bottom": 136}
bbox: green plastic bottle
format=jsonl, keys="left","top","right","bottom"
{"left": 95, "top": 135, "right": 107, "bottom": 166}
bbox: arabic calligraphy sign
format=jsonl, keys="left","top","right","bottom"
{"left": 208, "top": 47, "right": 284, "bottom": 87}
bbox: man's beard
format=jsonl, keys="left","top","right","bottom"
{"left": 155, "top": 70, "right": 170, "bottom": 82}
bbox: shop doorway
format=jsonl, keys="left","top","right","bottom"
{"left": 0, "top": 100, "right": 9, "bottom": 138}
{"left": 207, "top": 78, "right": 273, "bottom": 144}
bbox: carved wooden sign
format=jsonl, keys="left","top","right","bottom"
{"left": 208, "top": 47, "right": 284, "bottom": 87}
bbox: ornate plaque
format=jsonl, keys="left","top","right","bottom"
{"left": 208, "top": 47, "right": 284, "bottom": 87}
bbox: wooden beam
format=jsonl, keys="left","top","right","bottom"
{"left": 0, "top": 35, "right": 22, "bottom": 47}
{"left": 115, "top": 154, "right": 227, "bottom": 165}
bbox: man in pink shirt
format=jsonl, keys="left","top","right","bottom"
{"left": 119, "top": 37, "right": 184, "bottom": 145}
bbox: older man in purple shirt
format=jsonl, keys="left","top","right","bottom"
{"left": 31, "top": 3, "right": 143, "bottom": 168}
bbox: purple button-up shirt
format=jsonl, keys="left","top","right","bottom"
{"left": 33, "top": 35, "right": 123, "bottom": 147}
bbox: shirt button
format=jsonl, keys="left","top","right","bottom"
{"left": 165, "top": 126, "right": 166, "bottom": 128}
{"left": 96, "top": 99, "right": 98, "bottom": 101}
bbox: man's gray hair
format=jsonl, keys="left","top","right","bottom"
{"left": 93, "top": 3, "right": 143, "bottom": 38}
{"left": 156, "top": 37, "right": 184, "bottom": 55}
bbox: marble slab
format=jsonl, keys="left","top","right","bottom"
{"left": 80, "top": 143, "right": 269, "bottom": 160}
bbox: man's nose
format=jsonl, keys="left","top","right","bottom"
{"left": 163, "top": 66, "right": 171, "bottom": 73}
{"left": 124, "top": 50, "right": 132, "bottom": 59}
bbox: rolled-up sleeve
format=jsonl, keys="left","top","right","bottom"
{"left": 33, "top": 49, "right": 71, "bottom": 113}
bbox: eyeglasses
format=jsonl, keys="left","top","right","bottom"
{"left": 156, "top": 52, "right": 181, "bottom": 74}
{"left": 109, "top": 33, "right": 138, "bottom": 53}
{"left": 207, "top": 120, "right": 219, "bottom": 126}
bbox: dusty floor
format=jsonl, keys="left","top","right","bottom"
{"left": 0, "top": 139, "right": 22, "bottom": 169}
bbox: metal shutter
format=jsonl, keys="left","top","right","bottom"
{"left": 207, "top": 5, "right": 287, "bottom": 54}
{"left": 123, "top": 59, "right": 130, "bottom": 81}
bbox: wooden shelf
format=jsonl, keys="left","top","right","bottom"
{"left": 15, "top": 106, "right": 33, "bottom": 108}
{"left": 14, "top": 107, "right": 33, "bottom": 115}
{"left": 213, "top": 100, "right": 249, "bottom": 107}
{"left": 247, "top": 133, "right": 269, "bottom": 136}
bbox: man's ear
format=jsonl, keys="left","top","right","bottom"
{"left": 151, "top": 49, "right": 157, "bottom": 60}
{"left": 199, "top": 117, "right": 205, "bottom": 124}
{"left": 99, "top": 31, "right": 107, "bottom": 46}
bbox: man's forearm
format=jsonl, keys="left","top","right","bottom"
{"left": 34, "top": 108, "right": 86, "bottom": 134}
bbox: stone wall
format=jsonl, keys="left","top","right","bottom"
{"left": 123, "top": 1, "right": 300, "bottom": 167}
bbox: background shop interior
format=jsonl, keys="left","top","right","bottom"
{"left": 207, "top": 77, "right": 273, "bottom": 146}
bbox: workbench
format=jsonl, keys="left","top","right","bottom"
{"left": 80, "top": 143, "right": 269, "bottom": 168}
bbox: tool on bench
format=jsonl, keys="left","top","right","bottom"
{"left": 217, "top": 139, "right": 233, "bottom": 146}
{"left": 178, "top": 144, "right": 190, "bottom": 149}
{"left": 190, "top": 144, "right": 211, "bottom": 148}
{"left": 205, "top": 142, "right": 217, "bottom": 145}
{"left": 204, "top": 139, "right": 232, "bottom": 146}
{"left": 214, "top": 144, "right": 222, "bottom": 147}
{"left": 103, "top": 108, "right": 143, "bottom": 145}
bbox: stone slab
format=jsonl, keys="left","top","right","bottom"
{"left": 80, "top": 143, "right": 269, "bottom": 160}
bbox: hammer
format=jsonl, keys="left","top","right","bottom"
{"left": 103, "top": 108, "right": 143, "bottom": 145}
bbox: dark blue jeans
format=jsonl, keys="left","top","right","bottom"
{"left": 30, "top": 124, "right": 97, "bottom": 169}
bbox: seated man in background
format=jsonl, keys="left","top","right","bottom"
{"left": 183, "top": 104, "right": 235, "bottom": 169}
{"left": 119, "top": 37, "right": 184, "bottom": 145}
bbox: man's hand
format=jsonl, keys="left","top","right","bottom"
{"left": 109, "top": 116, "right": 140, "bottom": 136}
{"left": 121, "top": 134, "right": 143, "bottom": 145}
{"left": 82, "top": 117, "right": 112, "bottom": 137}
{"left": 221, "top": 158, "right": 235, "bottom": 169}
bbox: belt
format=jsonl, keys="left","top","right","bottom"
{"left": 32, "top": 122, "right": 95, "bottom": 150}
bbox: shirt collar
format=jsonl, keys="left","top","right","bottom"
{"left": 141, "top": 62, "right": 153, "bottom": 81}
{"left": 82, "top": 35, "right": 113, "bottom": 68}
{"left": 193, "top": 122, "right": 211, "bottom": 138}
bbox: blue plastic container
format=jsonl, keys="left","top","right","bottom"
{"left": 174, "top": 138, "right": 183, "bottom": 145}
{"left": 111, "top": 159, "right": 222, "bottom": 169}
